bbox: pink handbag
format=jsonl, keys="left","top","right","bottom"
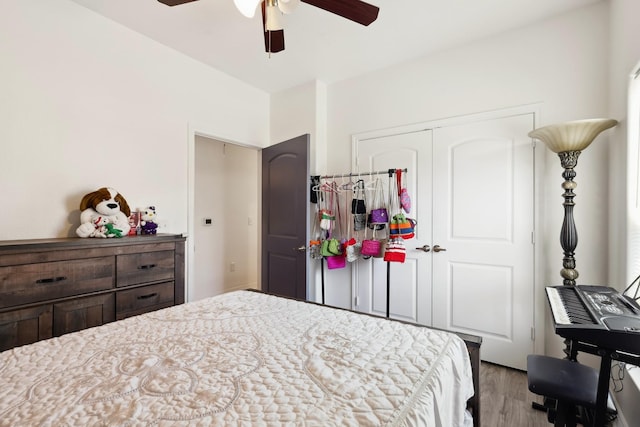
{"left": 361, "top": 227, "right": 381, "bottom": 257}
{"left": 361, "top": 239, "right": 381, "bottom": 257}
{"left": 326, "top": 255, "right": 346, "bottom": 269}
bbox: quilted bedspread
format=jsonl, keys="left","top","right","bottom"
{"left": 0, "top": 291, "right": 474, "bottom": 426}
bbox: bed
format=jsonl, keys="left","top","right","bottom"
{"left": 0, "top": 290, "right": 480, "bottom": 426}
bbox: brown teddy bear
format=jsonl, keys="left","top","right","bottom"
{"left": 76, "top": 187, "right": 131, "bottom": 238}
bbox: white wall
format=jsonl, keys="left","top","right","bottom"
{"left": 0, "top": 0, "right": 269, "bottom": 241}
{"left": 271, "top": 80, "right": 328, "bottom": 174}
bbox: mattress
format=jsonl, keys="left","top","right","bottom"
{"left": 0, "top": 290, "right": 474, "bottom": 426}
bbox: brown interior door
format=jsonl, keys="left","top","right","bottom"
{"left": 261, "top": 135, "right": 310, "bottom": 299}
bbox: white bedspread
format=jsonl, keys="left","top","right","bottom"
{"left": 0, "top": 291, "right": 474, "bottom": 426}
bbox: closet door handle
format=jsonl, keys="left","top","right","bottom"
{"left": 433, "top": 245, "right": 447, "bottom": 253}
{"left": 295, "top": 246, "right": 307, "bottom": 252}
{"left": 415, "top": 245, "right": 430, "bottom": 253}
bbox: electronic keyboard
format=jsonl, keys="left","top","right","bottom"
{"left": 546, "top": 285, "right": 640, "bottom": 355}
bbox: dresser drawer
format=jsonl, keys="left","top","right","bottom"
{"left": 0, "top": 304, "right": 53, "bottom": 351}
{"left": 0, "top": 257, "right": 115, "bottom": 309}
{"left": 116, "top": 282, "right": 174, "bottom": 320}
{"left": 116, "top": 251, "right": 174, "bottom": 287}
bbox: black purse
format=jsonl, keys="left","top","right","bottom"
{"left": 351, "top": 180, "right": 366, "bottom": 214}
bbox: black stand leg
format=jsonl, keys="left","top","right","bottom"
{"left": 321, "top": 258, "right": 325, "bottom": 305}
{"left": 386, "top": 261, "right": 390, "bottom": 318}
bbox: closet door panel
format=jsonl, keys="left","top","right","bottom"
{"left": 354, "top": 130, "right": 433, "bottom": 325}
{"left": 432, "top": 113, "right": 535, "bottom": 370}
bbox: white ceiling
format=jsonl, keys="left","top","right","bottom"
{"left": 70, "top": 0, "right": 601, "bottom": 94}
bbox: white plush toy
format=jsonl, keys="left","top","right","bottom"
{"left": 76, "top": 187, "right": 131, "bottom": 238}
{"left": 140, "top": 206, "right": 158, "bottom": 235}
{"left": 90, "top": 216, "right": 109, "bottom": 238}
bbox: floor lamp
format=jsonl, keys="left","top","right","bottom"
{"left": 529, "top": 118, "right": 618, "bottom": 287}
{"left": 528, "top": 118, "right": 618, "bottom": 426}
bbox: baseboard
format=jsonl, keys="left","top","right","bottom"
{"left": 226, "top": 282, "right": 259, "bottom": 293}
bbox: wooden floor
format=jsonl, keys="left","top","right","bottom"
{"left": 479, "top": 362, "right": 625, "bottom": 427}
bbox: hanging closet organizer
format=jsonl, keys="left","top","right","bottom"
{"left": 310, "top": 168, "right": 410, "bottom": 318}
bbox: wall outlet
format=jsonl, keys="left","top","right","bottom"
{"left": 230, "top": 262, "right": 236, "bottom": 272}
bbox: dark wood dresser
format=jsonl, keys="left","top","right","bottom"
{"left": 0, "top": 234, "right": 186, "bottom": 352}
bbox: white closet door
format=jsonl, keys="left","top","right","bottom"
{"left": 432, "top": 114, "right": 535, "bottom": 370}
{"left": 354, "top": 130, "right": 433, "bottom": 324}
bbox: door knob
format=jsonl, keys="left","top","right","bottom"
{"left": 433, "top": 245, "right": 447, "bottom": 252}
{"left": 415, "top": 245, "right": 430, "bottom": 252}
{"left": 295, "top": 246, "right": 307, "bottom": 252}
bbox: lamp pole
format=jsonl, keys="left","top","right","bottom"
{"left": 558, "top": 150, "right": 581, "bottom": 286}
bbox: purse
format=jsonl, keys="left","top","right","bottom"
{"left": 319, "top": 209, "right": 335, "bottom": 231}
{"left": 321, "top": 238, "right": 342, "bottom": 256}
{"left": 397, "top": 169, "right": 412, "bottom": 214}
{"left": 351, "top": 180, "right": 367, "bottom": 214}
{"left": 345, "top": 238, "right": 361, "bottom": 262}
{"left": 361, "top": 227, "right": 381, "bottom": 257}
{"left": 326, "top": 255, "right": 346, "bottom": 269}
{"left": 352, "top": 180, "right": 367, "bottom": 231}
{"left": 309, "top": 239, "right": 323, "bottom": 259}
{"left": 389, "top": 213, "right": 415, "bottom": 240}
{"left": 383, "top": 238, "right": 406, "bottom": 263}
{"left": 368, "top": 178, "right": 388, "bottom": 228}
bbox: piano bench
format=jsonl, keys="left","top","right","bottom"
{"left": 527, "top": 355, "right": 599, "bottom": 427}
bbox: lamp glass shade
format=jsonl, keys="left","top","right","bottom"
{"left": 528, "top": 118, "right": 618, "bottom": 153}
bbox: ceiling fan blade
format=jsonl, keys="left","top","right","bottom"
{"left": 261, "top": 2, "right": 285, "bottom": 53}
{"left": 301, "top": 0, "right": 379, "bottom": 26}
{"left": 157, "top": 0, "right": 199, "bottom": 6}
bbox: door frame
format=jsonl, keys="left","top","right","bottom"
{"left": 351, "top": 104, "right": 544, "bottom": 356}
{"left": 187, "top": 122, "right": 263, "bottom": 303}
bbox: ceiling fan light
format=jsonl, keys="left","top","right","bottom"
{"left": 233, "top": 0, "right": 261, "bottom": 18}
{"left": 278, "top": 0, "right": 300, "bottom": 14}
{"left": 265, "top": 4, "right": 283, "bottom": 31}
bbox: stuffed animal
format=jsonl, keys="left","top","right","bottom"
{"left": 104, "top": 223, "right": 124, "bottom": 238}
{"left": 140, "top": 206, "right": 158, "bottom": 235}
{"left": 88, "top": 216, "right": 109, "bottom": 238}
{"left": 76, "top": 187, "right": 131, "bottom": 238}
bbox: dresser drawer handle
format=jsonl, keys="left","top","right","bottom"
{"left": 137, "top": 292, "right": 158, "bottom": 300}
{"left": 36, "top": 276, "right": 67, "bottom": 284}
{"left": 138, "top": 264, "right": 157, "bottom": 270}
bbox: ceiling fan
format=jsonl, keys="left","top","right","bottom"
{"left": 157, "top": 0, "right": 379, "bottom": 54}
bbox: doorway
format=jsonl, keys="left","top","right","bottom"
{"left": 190, "top": 134, "right": 260, "bottom": 302}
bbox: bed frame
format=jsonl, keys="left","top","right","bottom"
{"left": 248, "top": 289, "right": 482, "bottom": 427}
